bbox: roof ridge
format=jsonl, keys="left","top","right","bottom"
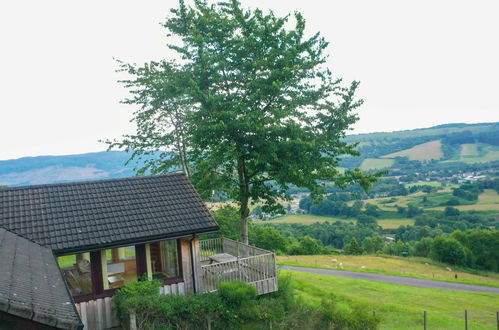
{"left": 0, "top": 171, "right": 185, "bottom": 191}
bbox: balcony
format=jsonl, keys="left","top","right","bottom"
{"left": 200, "top": 237, "right": 278, "bottom": 295}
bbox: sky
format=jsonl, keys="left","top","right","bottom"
{"left": 0, "top": 0, "right": 498, "bottom": 161}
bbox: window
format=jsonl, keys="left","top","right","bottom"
{"left": 103, "top": 246, "right": 137, "bottom": 289}
{"left": 150, "top": 240, "right": 181, "bottom": 281}
{"left": 58, "top": 253, "right": 92, "bottom": 296}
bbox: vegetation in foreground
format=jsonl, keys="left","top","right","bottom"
{"left": 277, "top": 255, "right": 499, "bottom": 287}
{"left": 113, "top": 277, "right": 379, "bottom": 330}
{"left": 284, "top": 270, "right": 499, "bottom": 330}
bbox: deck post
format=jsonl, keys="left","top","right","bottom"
{"left": 129, "top": 311, "right": 137, "bottom": 330}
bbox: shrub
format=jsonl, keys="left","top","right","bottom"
{"left": 114, "top": 275, "right": 380, "bottom": 329}
{"left": 218, "top": 281, "right": 257, "bottom": 308}
{"left": 430, "top": 236, "right": 467, "bottom": 265}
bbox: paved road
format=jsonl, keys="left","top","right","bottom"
{"left": 280, "top": 265, "right": 499, "bottom": 294}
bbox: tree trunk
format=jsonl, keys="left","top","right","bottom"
{"left": 237, "top": 157, "right": 250, "bottom": 244}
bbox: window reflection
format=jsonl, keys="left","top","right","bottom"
{"left": 58, "top": 253, "right": 92, "bottom": 296}
{"left": 150, "top": 240, "right": 180, "bottom": 280}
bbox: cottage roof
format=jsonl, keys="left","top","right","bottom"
{"left": 0, "top": 228, "right": 82, "bottom": 329}
{"left": 0, "top": 173, "right": 219, "bottom": 254}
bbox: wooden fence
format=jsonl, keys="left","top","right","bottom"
{"left": 76, "top": 282, "right": 186, "bottom": 330}
{"left": 202, "top": 252, "right": 278, "bottom": 294}
{"left": 200, "top": 237, "right": 269, "bottom": 262}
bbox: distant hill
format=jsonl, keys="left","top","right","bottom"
{"left": 1, "top": 122, "right": 498, "bottom": 186}
{"left": 0, "top": 151, "right": 141, "bottom": 186}
{"left": 343, "top": 122, "right": 499, "bottom": 170}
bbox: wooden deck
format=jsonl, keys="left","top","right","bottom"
{"left": 200, "top": 238, "right": 278, "bottom": 295}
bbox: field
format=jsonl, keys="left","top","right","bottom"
{"left": 428, "top": 189, "right": 499, "bottom": 212}
{"left": 444, "top": 144, "right": 499, "bottom": 164}
{"left": 360, "top": 158, "right": 394, "bottom": 170}
{"left": 264, "top": 214, "right": 414, "bottom": 229}
{"left": 263, "top": 214, "right": 352, "bottom": 225}
{"left": 277, "top": 255, "right": 499, "bottom": 287}
{"left": 460, "top": 143, "right": 479, "bottom": 156}
{"left": 284, "top": 270, "right": 499, "bottom": 330}
{"left": 405, "top": 181, "right": 443, "bottom": 188}
{"left": 381, "top": 140, "right": 443, "bottom": 161}
{"left": 377, "top": 218, "right": 415, "bottom": 229}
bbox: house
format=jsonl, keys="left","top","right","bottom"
{"left": 0, "top": 173, "right": 277, "bottom": 329}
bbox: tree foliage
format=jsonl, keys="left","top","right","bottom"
{"left": 109, "top": 0, "right": 379, "bottom": 243}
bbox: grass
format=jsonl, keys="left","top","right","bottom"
{"left": 264, "top": 214, "right": 414, "bottom": 229}
{"left": 405, "top": 181, "right": 443, "bottom": 188}
{"left": 262, "top": 214, "right": 353, "bottom": 225}
{"left": 360, "top": 158, "right": 394, "bottom": 170}
{"left": 381, "top": 140, "right": 443, "bottom": 161}
{"left": 284, "top": 270, "right": 499, "bottom": 330}
{"left": 460, "top": 143, "right": 479, "bottom": 156}
{"left": 478, "top": 189, "right": 499, "bottom": 204}
{"left": 277, "top": 255, "right": 499, "bottom": 288}
{"left": 427, "top": 189, "right": 499, "bottom": 212}
{"left": 444, "top": 144, "right": 499, "bottom": 164}
{"left": 377, "top": 218, "right": 415, "bottom": 229}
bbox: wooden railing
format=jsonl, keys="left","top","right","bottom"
{"left": 200, "top": 237, "right": 278, "bottom": 295}
{"left": 200, "top": 237, "right": 270, "bottom": 262}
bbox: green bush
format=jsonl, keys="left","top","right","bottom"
{"left": 218, "top": 281, "right": 257, "bottom": 308}
{"left": 113, "top": 276, "right": 380, "bottom": 329}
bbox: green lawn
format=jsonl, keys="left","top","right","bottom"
{"left": 284, "top": 270, "right": 499, "bottom": 330}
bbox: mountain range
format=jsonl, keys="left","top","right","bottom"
{"left": 1, "top": 122, "right": 498, "bottom": 186}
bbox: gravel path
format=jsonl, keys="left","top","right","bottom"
{"left": 280, "top": 265, "right": 499, "bottom": 294}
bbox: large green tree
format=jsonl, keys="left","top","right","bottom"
{"left": 110, "top": 0, "right": 379, "bottom": 244}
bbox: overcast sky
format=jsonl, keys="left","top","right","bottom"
{"left": 1, "top": 0, "right": 498, "bottom": 161}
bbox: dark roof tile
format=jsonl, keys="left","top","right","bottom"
{"left": 0, "top": 228, "right": 82, "bottom": 329}
{"left": 0, "top": 173, "right": 219, "bottom": 253}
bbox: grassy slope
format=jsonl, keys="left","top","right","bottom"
{"left": 284, "top": 270, "right": 499, "bottom": 330}
{"left": 381, "top": 140, "right": 443, "bottom": 161}
{"left": 428, "top": 189, "right": 499, "bottom": 211}
{"left": 263, "top": 214, "right": 353, "bottom": 225}
{"left": 277, "top": 255, "right": 499, "bottom": 287}
{"left": 444, "top": 144, "right": 499, "bottom": 164}
{"left": 263, "top": 214, "right": 414, "bottom": 229}
{"left": 461, "top": 143, "right": 479, "bottom": 156}
{"left": 360, "top": 158, "right": 394, "bottom": 170}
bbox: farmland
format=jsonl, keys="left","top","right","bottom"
{"left": 263, "top": 214, "right": 414, "bottom": 229}
{"left": 381, "top": 140, "right": 443, "bottom": 161}
{"left": 360, "top": 158, "right": 394, "bottom": 170}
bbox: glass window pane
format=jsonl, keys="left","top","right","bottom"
{"left": 150, "top": 240, "right": 180, "bottom": 280}
{"left": 105, "top": 246, "right": 137, "bottom": 289}
{"left": 163, "top": 240, "right": 179, "bottom": 277}
{"left": 58, "top": 253, "right": 92, "bottom": 296}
